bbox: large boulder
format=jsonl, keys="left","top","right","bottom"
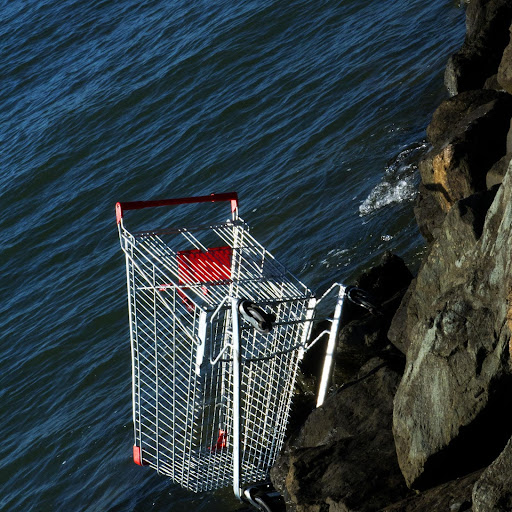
{"left": 424, "top": 89, "right": 509, "bottom": 148}
{"left": 271, "top": 358, "right": 410, "bottom": 512}
{"left": 414, "top": 90, "right": 512, "bottom": 242}
{"left": 392, "top": 161, "right": 512, "bottom": 489}
{"left": 444, "top": 0, "right": 512, "bottom": 95}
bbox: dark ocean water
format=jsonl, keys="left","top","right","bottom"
{"left": 1, "top": 1, "right": 465, "bottom": 510}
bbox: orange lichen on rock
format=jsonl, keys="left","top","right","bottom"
{"left": 432, "top": 145, "right": 455, "bottom": 211}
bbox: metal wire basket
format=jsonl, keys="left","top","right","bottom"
{"left": 116, "top": 193, "right": 343, "bottom": 499}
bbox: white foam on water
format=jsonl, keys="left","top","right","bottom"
{"left": 359, "top": 142, "right": 428, "bottom": 216}
{"left": 359, "top": 175, "right": 417, "bottom": 216}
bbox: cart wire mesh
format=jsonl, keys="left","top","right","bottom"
{"left": 116, "top": 194, "right": 319, "bottom": 495}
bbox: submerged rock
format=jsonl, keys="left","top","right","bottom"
{"left": 297, "top": 252, "right": 412, "bottom": 399}
{"left": 333, "top": 252, "right": 412, "bottom": 378}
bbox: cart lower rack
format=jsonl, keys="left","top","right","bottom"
{"left": 116, "top": 193, "right": 344, "bottom": 500}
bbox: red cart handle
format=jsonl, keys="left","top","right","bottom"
{"left": 116, "top": 192, "right": 238, "bottom": 224}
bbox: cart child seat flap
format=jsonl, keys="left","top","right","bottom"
{"left": 177, "top": 246, "right": 232, "bottom": 285}
{"left": 176, "top": 246, "right": 232, "bottom": 309}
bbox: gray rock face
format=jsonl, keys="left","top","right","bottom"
{"left": 486, "top": 153, "right": 512, "bottom": 188}
{"left": 472, "top": 435, "right": 512, "bottom": 511}
{"left": 382, "top": 471, "right": 481, "bottom": 512}
{"left": 271, "top": 358, "right": 410, "bottom": 512}
{"left": 444, "top": 0, "right": 512, "bottom": 95}
{"left": 392, "top": 161, "right": 512, "bottom": 489}
{"left": 497, "top": 26, "right": 512, "bottom": 94}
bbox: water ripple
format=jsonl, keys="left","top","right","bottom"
{"left": 0, "top": 1, "right": 465, "bottom": 510}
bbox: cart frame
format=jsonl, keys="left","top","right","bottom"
{"left": 116, "top": 193, "right": 344, "bottom": 500}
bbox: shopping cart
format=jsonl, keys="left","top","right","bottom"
{"left": 115, "top": 192, "right": 344, "bottom": 501}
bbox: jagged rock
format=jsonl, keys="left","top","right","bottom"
{"left": 333, "top": 252, "right": 412, "bottom": 381}
{"left": 424, "top": 89, "right": 506, "bottom": 147}
{"left": 392, "top": 161, "right": 512, "bottom": 489}
{"left": 277, "top": 2, "right": 512, "bottom": 508}
{"left": 472, "top": 435, "right": 512, "bottom": 511}
{"left": 497, "top": 25, "right": 512, "bottom": 94}
{"left": 421, "top": 90, "right": 512, "bottom": 204}
{"left": 271, "top": 358, "right": 410, "bottom": 512}
{"left": 382, "top": 471, "right": 481, "bottom": 512}
{"left": 414, "top": 90, "right": 512, "bottom": 241}
{"left": 387, "top": 279, "right": 418, "bottom": 356}
{"left": 413, "top": 182, "right": 445, "bottom": 244}
{"left": 486, "top": 153, "right": 512, "bottom": 188}
{"left": 444, "top": 0, "right": 512, "bottom": 95}
{"left": 354, "top": 252, "right": 413, "bottom": 314}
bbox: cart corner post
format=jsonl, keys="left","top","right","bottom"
{"left": 116, "top": 202, "right": 123, "bottom": 224}
{"left": 316, "top": 284, "right": 345, "bottom": 408}
{"left": 230, "top": 297, "right": 242, "bottom": 501}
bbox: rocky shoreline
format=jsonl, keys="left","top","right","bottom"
{"left": 270, "top": 1, "right": 512, "bottom": 510}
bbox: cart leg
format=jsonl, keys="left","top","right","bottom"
{"left": 316, "top": 285, "right": 345, "bottom": 407}
{"left": 231, "top": 298, "right": 242, "bottom": 500}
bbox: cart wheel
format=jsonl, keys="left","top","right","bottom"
{"left": 243, "top": 483, "right": 285, "bottom": 512}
